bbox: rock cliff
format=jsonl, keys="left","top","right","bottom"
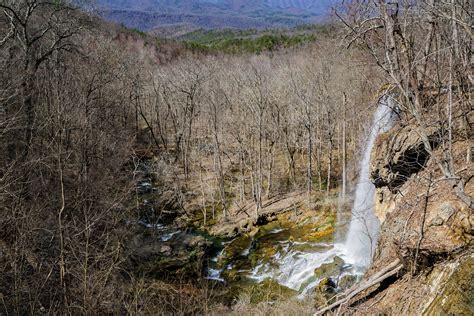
{"left": 345, "top": 122, "right": 473, "bottom": 314}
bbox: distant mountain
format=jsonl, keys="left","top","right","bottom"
{"left": 94, "top": 0, "right": 339, "bottom": 32}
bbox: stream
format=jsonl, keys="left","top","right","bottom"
{"left": 206, "top": 96, "right": 396, "bottom": 297}
{"left": 133, "top": 96, "right": 396, "bottom": 299}
{"left": 206, "top": 216, "right": 355, "bottom": 297}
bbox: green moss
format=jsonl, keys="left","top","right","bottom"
{"left": 314, "top": 256, "right": 344, "bottom": 279}
{"left": 298, "top": 275, "right": 318, "bottom": 293}
{"left": 218, "top": 234, "right": 253, "bottom": 266}
{"left": 205, "top": 203, "right": 339, "bottom": 299}
{"left": 244, "top": 279, "right": 297, "bottom": 304}
{"left": 292, "top": 243, "right": 329, "bottom": 253}
{"left": 315, "top": 277, "right": 337, "bottom": 305}
{"left": 338, "top": 274, "right": 357, "bottom": 290}
{"left": 248, "top": 244, "right": 279, "bottom": 267}
{"left": 424, "top": 257, "right": 474, "bottom": 315}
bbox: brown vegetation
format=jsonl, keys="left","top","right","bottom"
{"left": 0, "top": 1, "right": 379, "bottom": 313}
{"left": 0, "top": 0, "right": 471, "bottom": 315}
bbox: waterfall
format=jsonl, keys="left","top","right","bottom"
{"left": 208, "top": 97, "right": 396, "bottom": 295}
{"left": 342, "top": 97, "right": 395, "bottom": 269}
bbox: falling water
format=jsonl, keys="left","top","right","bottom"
{"left": 207, "top": 97, "right": 395, "bottom": 294}
{"left": 342, "top": 97, "right": 395, "bottom": 269}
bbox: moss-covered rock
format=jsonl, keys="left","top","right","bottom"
{"left": 298, "top": 275, "right": 318, "bottom": 293}
{"left": 244, "top": 279, "right": 297, "bottom": 304}
{"left": 337, "top": 274, "right": 357, "bottom": 290}
{"left": 315, "top": 277, "right": 337, "bottom": 306}
{"left": 314, "top": 256, "right": 344, "bottom": 279}
{"left": 425, "top": 256, "right": 474, "bottom": 315}
{"left": 127, "top": 230, "right": 212, "bottom": 279}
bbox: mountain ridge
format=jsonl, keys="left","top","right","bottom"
{"left": 95, "top": 0, "right": 338, "bottom": 31}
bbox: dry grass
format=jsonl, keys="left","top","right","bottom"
{"left": 222, "top": 293, "right": 315, "bottom": 316}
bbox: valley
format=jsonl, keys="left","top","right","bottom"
{"left": 0, "top": 1, "right": 472, "bottom": 315}
{"left": 94, "top": 0, "right": 338, "bottom": 30}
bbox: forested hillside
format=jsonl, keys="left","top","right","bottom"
{"left": 95, "top": 0, "right": 338, "bottom": 30}
{"left": 0, "top": 1, "right": 472, "bottom": 315}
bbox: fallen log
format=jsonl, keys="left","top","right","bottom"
{"left": 314, "top": 259, "right": 403, "bottom": 315}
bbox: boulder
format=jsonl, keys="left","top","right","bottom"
{"left": 159, "top": 245, "right": 172, "bottom": 256}
{"left": 314, "top": 256, "right": 345, "bottom": 279}
{"left": 126, "top": 229, "right": 212, "bottom": 279}
{"left": 337, "top": 274, "right": 358, "bottom": 290}
{"left": 315, "top": 277, "right": 337, "bottom": 305}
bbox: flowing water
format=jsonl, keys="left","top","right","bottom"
{"left": 342, "top": 96, "right": 395, "bottom": 269}
{"left": 133, "top": 98, "right": 394, "bottom": 297}
{"left": 207, "top": 97, "right": 395, "bottom": 296}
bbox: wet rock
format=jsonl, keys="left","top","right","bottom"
{"left": 255, "top": 214, "right": 269, "bottom": 226}
{"left": 337, "top": 274, "right": 357, "bottom": 290}
{"left": 248, "top": 243, "right": 278, "bottom": 267}
{"left": 247, "top": 279, "right": 297, "bottom": 304}
{"left": 315, "top": 277, "right": 337, "bottom": 305}
{"left": 126, "top": 229, "right": 212, "bottom": 279}
{"left": 137, "top": 180, "right": 153, "bottom": 194}
{"left": 318, "top": 278, "right": 337, "bottom": 294}
{"left": 314, "top": 256, "right": 345, "bottom": 279}
{"left": 298, "top": 275, "right": 318, "bottom": 293}
{"left": 292, "top": 243, "right": 330, "bottom": 253}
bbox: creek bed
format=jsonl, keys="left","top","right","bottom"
{"left": 206, "top": 211, "right": 362, "bottom": 298}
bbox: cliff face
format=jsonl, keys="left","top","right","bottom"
{"left": 348, "top": 123, "right": 473, "bottom": 314}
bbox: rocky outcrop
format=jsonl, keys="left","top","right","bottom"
{"left": 126, "top": 229, "right": 213, "bottom": 278}
{"left": 370, "top": 124, "right": 440, "bottom": 192}
{"left": 338, "top": 122, "right": 474, "bottom": 315}
{"left": 371, "top": 124, "right": 473, "bottom": 260}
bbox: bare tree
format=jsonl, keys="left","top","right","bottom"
{"left": 338, "top": 0, "right": 473, "bottom": 208}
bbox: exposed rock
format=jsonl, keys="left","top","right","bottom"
{"left": 315, "top": 277, "right": 337, "bottom": 305}
{"left": 424, "top": 256, "right": 474, "bottom": 314}
{"left": 159, "top": 245, "right": 172, "bottom": 256}
{"left": 376, "top": 174, "right": 473, "bottom": 265}
{"left": 339, "top": 119, "right": 474, "bottom": 315}
{"left": 428, "top": 202, "right": 456, "bottom": 227}
{"left": 210, "top": 217, "right": 255, "bottom": 239}
{"left": 337, "top": 274, "right": 357, "bottom": 291}
{"left": 341, "top": 255, "right": 473, "bottom": 315}
{"left": 370, "top": 123, "right": 473, "bottom": 259}
{"left": 314, "top": 256, "right": 344, "bottom": 280}
{"left": 187, "top": 235, "right": 210, "bottom": 249}
{"left": 126, "top": 229, "right": 212, "bottom": 278}
{"left": 370, "top": 124, "right": 439, "bottom": 192}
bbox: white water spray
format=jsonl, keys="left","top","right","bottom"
{"left": 342, "top": 97, "right": 395, "bottom": 269}
{"left": 207, "top": 97, "right": 395, "bottom": 293}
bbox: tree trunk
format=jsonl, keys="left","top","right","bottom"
{"left": 342, "top": 93, "right": 347, "bottom": 202}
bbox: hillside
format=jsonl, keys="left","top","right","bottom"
{"left": 174, "top": 24, "right": 335, "bottom": 53}
{"left": 0, "top": 1, "right": 472, "bottom": 315}
{"left": 95, "top": 0, "right": 339, "bottom": 30}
